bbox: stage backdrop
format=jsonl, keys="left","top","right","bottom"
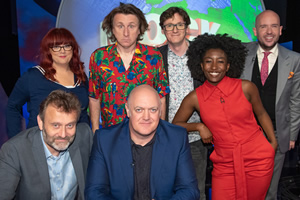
{"left": 56, "top": 0, "right": 265, "bottom": 75}
{"left": 15, "top": 0, "right": 264, "bottom": 126}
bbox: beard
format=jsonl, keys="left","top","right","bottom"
{"left": 42, "top": 127, "right": 75, "bottom": 153}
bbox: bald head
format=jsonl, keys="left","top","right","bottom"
{"left": 127, "top": 85, "right": 161, "bottom": 109}
{"left": 125, "top": 85, "right": 161, "bottom": 145}
{"left": 255, "top": 10, "right": 280, "bottom": 28}
{"left": 253, "top": 10, "right": 282, "bottom": 51}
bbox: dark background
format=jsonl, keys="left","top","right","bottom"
{"left": 1, "top": 0, "right": 300, "bottom": 97}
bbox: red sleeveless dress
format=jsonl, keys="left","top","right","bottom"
{"left": 196, "top": 76, "right": 275, "bottom": 200}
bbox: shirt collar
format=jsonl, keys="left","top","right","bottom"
{"left": 202, "top": 76, "right": 233, "bottom": 101}
{"left": 109, "top": 42, "right": 141, "bottom": 56}
{"left": 167, "top": 39, "right": 190, "bottom": 57}
{"left": 258, "top": 43, "right": 278, "bottom": 56}
{"left": 131, "top": 134, "right": 156, "bottom": 148}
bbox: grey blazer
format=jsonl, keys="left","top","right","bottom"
{"left": 241, "top": 42, "right": 300, "bottom": 153}
{"left": 0, "top": 123, "right": 93, "bottom": 200}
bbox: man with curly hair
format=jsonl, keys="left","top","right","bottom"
{"left": 158, "top": 7, "right": 207, "bottom": 200}
{"left": 89, "top": 3, "right": 170, "bottom": 132}
{"left": 241, "top": 10, "right": 300, "bottom": 200}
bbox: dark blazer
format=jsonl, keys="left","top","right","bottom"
{"left": 0, "top": 123, "right": 93, "bottom": 200}
{"left": 158, "top": 44, "right": 202, "bottom": 121}
{"left": 241, "top": 42, "right": 300, "bottom": 153}
{"left": 85, "top": 118, "right": 200, "bottom": 200}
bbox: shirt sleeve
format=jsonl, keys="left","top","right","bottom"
{"left": 155, "top": 50, "right": 170, "bottom": 98}
{"left": 89, "top": 50, "right": 101, "bottom": 99}
{"left": 0, "top": 141, "right": 21, "bottom": 199}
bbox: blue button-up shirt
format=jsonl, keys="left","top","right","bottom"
{"left": 41, "top": 131, "right": 78, "bottom": 200}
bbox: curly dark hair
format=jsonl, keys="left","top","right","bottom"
{"left": 187, "top": 33, "right": 247, "bottom": 82}
{"left": 102, "top": 3, "right": 148, "bottom": 42}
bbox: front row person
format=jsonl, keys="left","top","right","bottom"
{"left": 0, "top": 90, "right": 93, "bottom": 200}
{"left": 173, "top": 33, "right": 277, "bottom": 200}
{"left": 85, "top": 85, "right": 200, "bottom": 200}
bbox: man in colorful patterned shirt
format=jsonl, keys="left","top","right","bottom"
{"left": 89, "top": 3, "right": 169, "bottom": 132}
{"left": 158, "top": 7, "right": 208, "bottom": 200}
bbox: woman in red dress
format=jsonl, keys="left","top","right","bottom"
{"left": 173, "top": 33, "right": 277, "bottom": 200}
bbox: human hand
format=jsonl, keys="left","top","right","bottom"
{"left": 289, "top": 141, "right": 295, "bottom": 150}
{"left": 198, "top": 124, "right": 213, "bottom": 143}
{"left": 270, "top": 140, "right": 278, "bottom": 151}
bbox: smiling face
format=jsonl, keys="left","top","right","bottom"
{"left": 253, "top": 10, "right": 282, "bottom": 51}
{"left": 37, "top": 104, "right": 77, "bottom": 156}
{"left": 112, "top": 13, "right": 140, "bottom": 50}
{"left": 50, "top": 44, "right": 73, "bottom": 68}
{"left": 201, "top": 48, "right": 230, "bottom": 86}
{"left": 125, "top": 85, "right": 161, "bottom": 146}
{"left": 162, "top": 13, "right": 188, "bottom": 46}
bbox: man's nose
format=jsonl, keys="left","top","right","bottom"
{"left": 124, "top": 27, "right": 129, "bottom": 36}
{"left": 143, "top": 110, "right": 150, "bottom": 120}
{"left": 266, "top": 26, "right": 272, "bottom": 34}
{"left": 59, "top": 127, "right": 66, "bottom": 138}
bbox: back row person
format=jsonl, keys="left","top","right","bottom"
{"left": 88, "top": 2, "right": 170, "bottom": 132}
{"left": 5, "top": 28, "right": 90, "bottom": 138}
{"left": 241, "top": 10, "right": 300, "bottom": 199}
{"left": 158, "top": 7, "right": 207, "bottom": 200}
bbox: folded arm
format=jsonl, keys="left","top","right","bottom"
{"left": 172, "top": 91, "right": 212, "bottom": 143}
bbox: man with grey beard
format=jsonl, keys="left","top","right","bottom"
{"left": 0, "top": 90, "right": 93, "bottom": 200}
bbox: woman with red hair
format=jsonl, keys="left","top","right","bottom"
{"left": 6, "top": 28, "right": 89, "bottom": 138}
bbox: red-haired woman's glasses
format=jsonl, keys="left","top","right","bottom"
{"left": 50, "top": 44, "right": 73, "bottom": 52}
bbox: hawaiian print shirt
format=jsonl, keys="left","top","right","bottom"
{"left": 89, "top": 42, "right": 170, "bottom": 127}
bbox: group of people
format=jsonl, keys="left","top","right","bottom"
{"left": 1, "top": 2, "right": 299, "bottom": 200}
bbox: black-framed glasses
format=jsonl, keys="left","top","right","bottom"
{"left": 50, "top": 44, "right": 73, "bottom": 52}
{"left": 163, "top": 23, "right": 186, "bottom": 31}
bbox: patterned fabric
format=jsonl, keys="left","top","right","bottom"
{"left": 41, "top": 132, "right": 78, "bottom": 200}
{"left": 261, "top": 52, "right": 271, "bottom": 85}
{"left": 89, "top": 43, "right": 170, "bottom": 127}
{"left": 167, "top": 48, "right": 201, "bottom": 143}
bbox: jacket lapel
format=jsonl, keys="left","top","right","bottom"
{"left": 117, "top": 122, "right": 135, "bottom": 195}
{"left": 150, "top": 123, "right": 166, "bottom": 197}
{"left": 32, "top": 130, "right": 51, "bottom": 197}
{"left": 276, "top": 45, "right": 291, "bottom": 105}
{"left": 69, "top": 140, "right": 84, "bottom": 200}
{"left": 242, "top": 42, "right": 259, "bottom": 80}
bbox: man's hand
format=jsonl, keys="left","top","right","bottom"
{"left": 289, "top": 140, "right": 295, "bottom": 150}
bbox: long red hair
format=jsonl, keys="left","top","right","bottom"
{"left": 39, "top": 28, "right": 86, "bottom": 83}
